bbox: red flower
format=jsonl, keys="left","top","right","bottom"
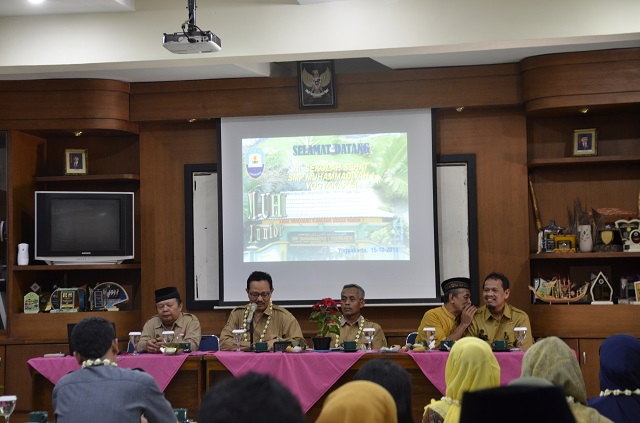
{"left": 310, "top": 298, "right": 342, "bottom": 337}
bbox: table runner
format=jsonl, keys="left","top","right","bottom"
{"left": 215, "top": 350, "right": 365, "bottom": 413}
{"left": 407, "top": 350, "right": 525, "bottom": 394}
{"left": 27, "top": 353, "right": 191, "bottom": 392}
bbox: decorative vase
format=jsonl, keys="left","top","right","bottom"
{"left": 312, "top": 336, "right": 331, "bottom": 351}
{"left": 578, "top": 224, "right": 593, "bottom": 252}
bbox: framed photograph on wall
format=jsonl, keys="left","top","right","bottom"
{"left": 297, "top": 60, "right": 336, "bottom": 109}
{"left": 572, "top": 128, "right": 597, "bottom": 157}
{"left": 65, "top": 148, "right": 88, "bottom": 175}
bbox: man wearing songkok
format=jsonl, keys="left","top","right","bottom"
{"left": 588, "top": 334, "right": 640, "bottom": 423}
{"left": 329, "top": 283, "right": 386, "bottom": 350}
{"left": 416, "top": 277, "right": 476, "bottom": 348}
{"left": 53, "top": 317, "right": 177, "bottom": 423}
{"left": 219, "top": 271, "right": 305, "bottom": 351}
{"left": 464, "top": 272, "right": 533, "bottom": 350}
{"left": 521, "top": 336, "right": 613, "bottom": 423}
{"left": 138, "top": 286, "right": 201, "bottom": 353}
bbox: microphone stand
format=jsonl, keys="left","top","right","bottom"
{"left": 249, "top": 320, "right": 255, "bottom": 352}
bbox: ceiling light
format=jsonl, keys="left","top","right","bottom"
{"left": 29, "top": 0, "right": 46, "bottom": 4}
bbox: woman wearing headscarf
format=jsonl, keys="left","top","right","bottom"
{"left": 423, "top": 337, "right": 500, "bottom": 423}
{"left": 315, "top": 380, "right": 398, "bottom": 423}
{"left": 521, "top": 336, "right": 613, "bottom": 423}
{"left": 588, "top": 334, "right": 640, "bottom": 423}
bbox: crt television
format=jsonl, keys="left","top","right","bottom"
{"left": 35, "top": 191, "right": 134, "bottom": 265}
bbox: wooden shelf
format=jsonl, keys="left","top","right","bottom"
{"left": 531, "top": 304, "right": 640, "bottom": 338}
{"left": 530, "top": 252, "right": 640, "bottom": 260}
{"left": 34, "top": 174, "right": 140, "bottom": 183}
{"left": 13, "top": 263, "right": 141, "bottom": 271}
{"left": 528, "top": 155, "right": 640, "bottom": 169}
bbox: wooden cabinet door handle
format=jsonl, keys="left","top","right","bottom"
{"left": 582, "top": 351, "right": 587, "bottom": 365}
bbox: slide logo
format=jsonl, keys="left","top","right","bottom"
{"left": 245, "top": 147, "right": 265, "bottom": 179}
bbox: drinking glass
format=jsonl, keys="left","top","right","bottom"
{"left": 128, "top": 331, "right": 141, "bottom": 355}
{"left": 514, "top": 327, "right": 527, "bottom": 351}
{"left": 0, "top": 395, "right": 17, "bottom": 423}
{"left": 232, "top": 329, "right": 245, "bottom": 352}
{"left": 363, "top": 328, "right": 375, "bottom": 351}
{"left": 162, "top": 330, "right": 175, "bottom": 346}
{"left": 423, "top": 327, "right": 436, "bottom": 351}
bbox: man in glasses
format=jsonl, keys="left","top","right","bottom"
{"left": 220, "top": 271, "right": 305, "bottom": 351}
{"left": 138, "top": 286, "right": 201, "bottom": 353}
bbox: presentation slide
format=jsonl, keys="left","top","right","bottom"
{"left": 242, "top": 132, "right": 409, "bottom": 263}
{"left": 220, "top": 110, "right": 439, "bottom": 305}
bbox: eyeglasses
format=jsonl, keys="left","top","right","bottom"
{"left": 248, "top": 291, "right": 272, "bottom": 299}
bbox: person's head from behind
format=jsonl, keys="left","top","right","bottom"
{"left": 353, "top": 359, "right": 412, "bottom": 423}
{"left": 598, "top": 333, "right": 640, "bottom": 391}
{"left": 71, "top": 317, "right": 117, "bottom": 361}
{"left": 198, "top": 372, "right": 303, "bottom": 423}
{"left": 316, "top": 380, "right": 397, "bottom": 423}
{"left": 521, "top": 336, "right": 588, "bottom": 404}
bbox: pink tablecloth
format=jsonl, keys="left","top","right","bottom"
{"left": 408, "top": 350, "right": 525, "bottom": 394}
{"left": 27, "top": 353, "right": 191, "bottom": 392}
{"left": 215, "top": 350, "right": 365, "bottom": 413}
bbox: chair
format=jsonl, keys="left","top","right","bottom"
{"left": 406, "top": 332, "right": 418, "bottom": 345}
{"left": 199, "top": 334, "right": 220, "bottom": 351}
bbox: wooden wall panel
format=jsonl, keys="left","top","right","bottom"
{"left": 130, "top": 64, "right": 521, "bottom": 122}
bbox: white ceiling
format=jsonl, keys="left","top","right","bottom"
{"left": 1, "top": 0, "right": 639, "bottom": 83}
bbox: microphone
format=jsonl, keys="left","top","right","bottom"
{"left": 246, "top": 302, "right": 257, "bottom": 325}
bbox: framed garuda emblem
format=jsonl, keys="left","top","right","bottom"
{"left": 297, "top": 60, "right": 336, "bottom": 109}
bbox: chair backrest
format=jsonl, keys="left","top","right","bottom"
{"left": 406, "top": 332, "right": 418, "bottom": 345}
{"left": 199, "top": 334, "right": 219, "bottom": 351}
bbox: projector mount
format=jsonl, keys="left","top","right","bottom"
{"left": 163, "top": 0, "right": 221, "bottom": 54}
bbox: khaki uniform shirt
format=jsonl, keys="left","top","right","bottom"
{"left": 464, "top": 303, "right": 533, "bottom": 350}
{"left": 219, "top": 303, "right": 306, "bottom": 351}
{"left": 415, "top": 305, "right": 458, "bottom": 347}
{"left": 328, "top": 316, "right": 386, "bottom": 350}
{"left": 138, "top": 312, "right": 201, "bottom": 352}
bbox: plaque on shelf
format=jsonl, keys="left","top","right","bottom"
{"left": 24, "top": 292, "right": 40, "bottom": 314}
{"left": 91, "top": 282, "right": 129, "bottom": 311}
{"left": 50, "top": 288, "right": 79, "bottom": 312}
{"left": 590, "top": 271, "right": 613, "bottom": 305}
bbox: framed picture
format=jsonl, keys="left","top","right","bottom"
{"left": 65, "top": 149, "right": 88, "bottom": 175}
{"left": 635, "top": 281, "right": 640, "bottom": 302}
{"left": 297, "top": 60, "right": 336, "bottom": 109}
{"left": 572, "top": 128, "right": 597, "bottom": 156}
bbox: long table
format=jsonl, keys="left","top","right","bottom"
{"left": 29, "top": 350, "right": 524, "bottom": 423}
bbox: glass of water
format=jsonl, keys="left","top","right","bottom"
{"left": 514, "top": 327, "right": 527, "bottom": 351}
{"left": 423, "top": 327, "right": 436, "bottom": 351}
{"left": 232, "top": 329, "right": 245, "bottom": 352}
{"left": 128, "top": 331, "right": 141, "bottom": 355}
{"left": 0, "top": 395, "right": 17, "bottom": 423}
{"left": 363, "top": 328, "right": 376, "bottom": 351}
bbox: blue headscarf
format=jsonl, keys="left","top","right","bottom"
{"left": 588, "top": 334, "right": 640, "bottom": 423}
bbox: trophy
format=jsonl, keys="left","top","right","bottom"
{"left": 615, "top": 219, "right": 640, "bottom": 252}
{"left": 590, "top": 271, "right": 613, "bottom": 305}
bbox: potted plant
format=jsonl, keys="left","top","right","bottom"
{"left": 309, "top": 298, "right": 341, "bottom": 350}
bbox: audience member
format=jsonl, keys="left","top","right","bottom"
{"left": 423, "top": 337, "right": 500, "bottom": 423}
{"left": 316, "top": 380, "right": 398, "bottom": 423}
{"left": 329, "top": 283, "right": 386, "bottom": 349}
{"left": 416, "top": 277, "right": 476, "bottom": 348}
{"left": 354, "top": 358, "right": 414, "bottom": 423}
{"left": 464, "top": 272, "right": 533, "bottom": 350}
{"left": 521, "top": 336, "right": 613, "bottom": 423}
{"left": 198, "top": 372, "right": 303, "bottom": 423}
{"left": 138, "top": 286, "right": 201, "bottom": 353}
{"left": 459, "top": 383, "right": 576, "bottom": 423}
{"left": 53, "top": 317, "right": 177, "bottom": 423}
{"left": 219, "top": 271, "right": 305, "bottom": 351}
{"left": 588, "top": 334, "right": 640, "bottom": 423}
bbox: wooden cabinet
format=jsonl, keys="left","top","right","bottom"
{"left": 6, "top": 130, "right": 142, "bottom": 341}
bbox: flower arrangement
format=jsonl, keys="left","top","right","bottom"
{"left": 310, "top": 298, "right": 341, "bottom": 337}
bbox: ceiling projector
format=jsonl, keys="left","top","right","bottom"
{"left": 163, "top": 0, "right": 221, "bottom": 54}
